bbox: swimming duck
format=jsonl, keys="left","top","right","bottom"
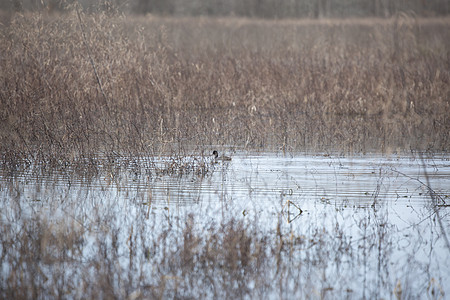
{"left": 212, "top": 150, "right": 232, "bottom": 161}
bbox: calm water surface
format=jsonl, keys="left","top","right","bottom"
{"left": 1, "top": 152, "right": 449, "bottom": 298}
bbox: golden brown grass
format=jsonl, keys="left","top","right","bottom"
{"left": 1, "top": 11, "right": 449, "bottom": 163}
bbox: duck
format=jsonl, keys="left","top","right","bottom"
{"left": 212, "top": 150, "right": 232, "bottom": 162}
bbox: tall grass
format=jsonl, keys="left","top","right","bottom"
{"left": 1, "top": 11, "right": 449, "bottom": 165}
{"left": 1, "top": 171, "right": 446, "bottom": 299}
{"left": 1, "top": 11, "right": 448, "bottom": 299}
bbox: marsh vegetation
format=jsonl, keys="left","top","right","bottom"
{"left": 1, "top": 152, "right": 450, "bottom": 299}
{"left": 1, "top": 12, "right": 449, "bottom": 163}
{"left": 1, "top": 8, "right": 449, "bottom": 299}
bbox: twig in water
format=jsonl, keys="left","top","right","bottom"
{"left": 419, "top": 153, "right": 450, "bottom": 254}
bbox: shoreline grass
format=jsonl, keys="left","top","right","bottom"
{"left": 1, "top": 174, "right": 447, "bottom": 299}
{"left": 1, "top": 12, "right": 449, "bottom": 165}
{"left": 1, "top": 12, "right": 449, "bottom": 299}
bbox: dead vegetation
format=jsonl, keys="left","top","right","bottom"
{"left": 1, "top": 10, "right": 449, "bottom": 299}
{"left": 1, "top": 173, "right": 446, "bottom": 299}
{"left": 1, "top": 12, "right": 449, "bottom": 168}
{"left": 0, "top": 200, "right": 418, "bottom": 299}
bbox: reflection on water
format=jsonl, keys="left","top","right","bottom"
{"left": 1, "top": 152, "right": 449, "bottom": 298}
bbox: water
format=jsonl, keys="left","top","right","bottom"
{"left": 1, "top": 152, "right": 449, "bottom": 298}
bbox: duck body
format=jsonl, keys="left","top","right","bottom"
{"left": 212, "top": 150, "right": 232, "bottom": 161}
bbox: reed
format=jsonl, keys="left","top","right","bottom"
{"left": 1, "top": 11, "right": 448, "bottom": 299}
{"left": 1, "top": 187, "right": 444, "bottom": 299}
{"left": 1, "top": 11, "right": 449, "bottom": 165}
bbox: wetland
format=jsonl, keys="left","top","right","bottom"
{"left": 1, "top": 9, "right": 449, "bottom": 299}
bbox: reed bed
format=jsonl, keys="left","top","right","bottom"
{"left": 1, "top": 183, "right": 443, "bottom": 299}
{"left": 1, "top": 169, "right": 447, "bottom": 299}
{"left": 1, "top": 11, "right": 449, "bottom": 299}
{"left": 1, "top": 11, "right": 449, "bottom": 165}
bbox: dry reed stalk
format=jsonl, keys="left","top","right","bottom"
{"left": 1, "top": 12, "right": 449, "bottom": 164}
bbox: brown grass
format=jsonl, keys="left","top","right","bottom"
{"left": 0, "top": 204, "right": 402, "bottom": 299}
{"left": 1, "top": 11, "right": 449, "bottom": 164}
{"left": 1, "top": 12, "right": 448, "bottom": 298}
{"left": 1, "top": 187, "right": 444, "bottom": 299}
